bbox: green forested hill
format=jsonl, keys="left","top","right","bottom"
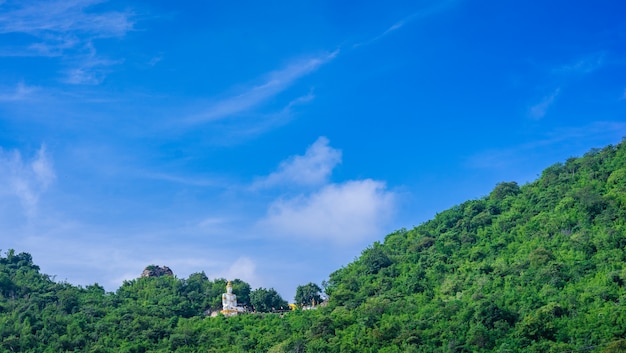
{"left": 324, "top": 141, "right": 626, "bottom": 352}
{"left": 2, "top": 140, "right": 626, "bottom": 352}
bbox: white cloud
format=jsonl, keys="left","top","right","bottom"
{"left": 27, "top": 34, "right": 80, "bottom": 57}
{"left": 284, "top": 91, "right": 315, "bottom": 109}
{"left": 0, "top": 0, "right": 134, "bottom": 41}
{"left": 31, "top": 146, "right": 55, "bottom": 188}
{"left": 0, "top": 81, "right": 38, "bottom": 101}
{"left": 64, "top": 62, "right": 112, "bottom": 85}
{"left": 0, "top": 145, "right": 55, "bottom": 216}
{"left": 203, "top": 92, "right": 319, "bottom": 145}
{"left": 351, "top": 0, "right": 459, "bottom": 48}
{"left": 253, "top": 136, "right": 341, "bottom": 189}
{"left": 529, "top": 88, "right": 560, "bottom": 119}
{"left": 188, "top": 52, "right": 337, "bottom": 123}
{"left": 255, "top": 137, "right": 396, "bottom": 245}
{"left": 353, "top": 21, "right": 405, "bottom": 49}
{"left": 217, "top": 257, "right": 260, "bottom": 287}
{"left": 259, "top": 179, "right": 395, "bottom": 245}
{"left": 526, "top": 53, "right": 606, "bottom": 121}
{"left": 553, "top": 52, "right": 605, "bottom": 75}
{"left": 0, "top": 0, "right": 133, "bottom": 83}
{"left": 61, "top": 42, "right": 122, "bottom": 85}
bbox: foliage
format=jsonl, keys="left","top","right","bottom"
{"left": 2, "top": 140, "right": 626, "bottom": 352}
{"left": 294, "top": 282, "right": 323, "bottom": 306}
{"left": 250, "top": 288, "right": 288, "bottom": 312}
{"left": 361, "top": 242, "right": 393, "bottom": 275}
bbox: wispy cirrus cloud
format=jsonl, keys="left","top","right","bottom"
{"left": 529, "top": 88, "right": 560, "bottom": 119}
{"left": 352, "top": 21, "right": 406, "bottom": 49}
{"left": 188, "top": 51, "right": 338, "bottom": 124}
{"left": 187, "top": 1, "right": 456, "bottom": 132}
{"left": 0, "top": 0, "right": 134, "bottom": 45}
{"left": 138, "top": 171, "right": 228, "bottom": 188}
{"left": 528, "top": 52, "right": 607, "bottom": 119}
{"left": 0, "top": 81, "right": 38, "bottom": 102}
{"left": 205, "top": 91, "right": 318, "bottom": 145}
{"left": 62, "top": 43, "right": 123, "bottom": 85}
{"left": 352, "top": 0, "right": 459, "bottom": 48}
{"left": 466, "top": 121, "right": 626, "bottom": 170}
{"left": 0, "top": 0, "right": 134, "bottom": 84}
{"left": 552, "top": 52, "right": 606, "bottom": 76}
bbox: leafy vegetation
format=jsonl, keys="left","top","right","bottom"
{"left": 294, "top": 283, "right": 323, "bottom": 307}
{"left": 2, "top": 140, "right": 626, "bottom": 352}
{"left": 251, "top": 287, "right": 289, "bottom": 312}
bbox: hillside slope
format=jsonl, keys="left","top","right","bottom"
{"left": 323, "top": 140, "right": 626, "bottom": 352}
{"left": 1, "top": 140, "right": 626, "bottom": 352}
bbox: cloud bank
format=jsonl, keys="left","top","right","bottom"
{"left": 261, "top": 180, "right": 395, "bottom": 245}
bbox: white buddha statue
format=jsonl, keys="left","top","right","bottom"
{"left": 221, "top": 281, "right": 239, "bottom": 314}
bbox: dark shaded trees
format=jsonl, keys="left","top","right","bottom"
{"left": 294, "top": 283, "right": 322, "bottom": 306}
{"left": 250, "top": 288, "right": 288, "bottom": 312}
{"left": 361, "top": 242, "right": 392, "bottom": 275}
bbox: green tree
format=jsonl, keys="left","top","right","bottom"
{"left": 231, "top": 279, "right": 252, "bottom": 308}
{"left": 294, "top": 283, "right": 322, "bottom": 306}
{"left": 490, "top": 181, "right": 520, "bottom": 201}
{"left": 361, "top": 242, "right": 392, "bottom": 275}
{"left": 250, "top": 288, "right": 288, "bottom": 312}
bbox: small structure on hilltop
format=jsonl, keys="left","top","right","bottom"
{"left": 302, "top": 298, "right": 316, "bottom": 311}
{"left": 221, "top": 280, "right": 245, "bottom": 317}
{"left": 299, "top": 297, "right": 329, "bottom": 311}
{"left": 141, "top": 265, "right": 173, "bottom": 278}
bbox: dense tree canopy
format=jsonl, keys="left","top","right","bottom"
{"left": 1, "top": 140, "right": 626, "bottom": 352}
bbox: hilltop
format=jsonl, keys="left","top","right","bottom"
{"left": 1, "top": 140, "right": 626, "bottom": 352}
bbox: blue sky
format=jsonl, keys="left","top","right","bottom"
{"left": 1, "top": 0, "right": 626, "bottom": 301}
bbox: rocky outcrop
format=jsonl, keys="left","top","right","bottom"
{"left": 141, "top": 265, "right": 173, "bottom": 278}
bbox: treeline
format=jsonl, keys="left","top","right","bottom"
{"left": 2, "top": 140, "right": 626, "bottom": 352}
{"left": 0, "top": 251, "right": 321, "bottom": 352}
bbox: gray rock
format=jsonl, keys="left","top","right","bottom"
{"left": 141, "top": 265, "right": 174, "bottom": 278}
